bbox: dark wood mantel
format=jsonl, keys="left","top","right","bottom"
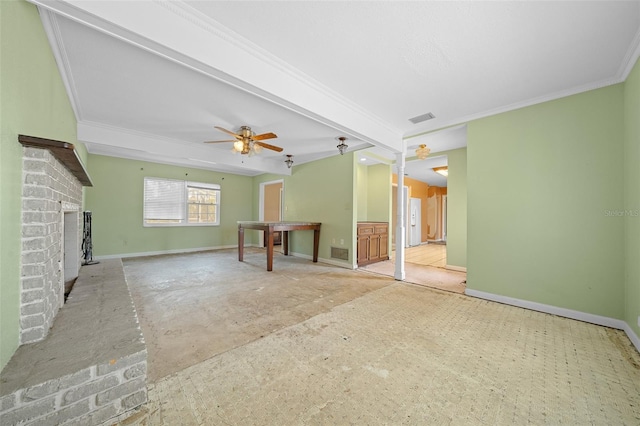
{"left": 19, "top": 135, "right": 93, "bottom": 186}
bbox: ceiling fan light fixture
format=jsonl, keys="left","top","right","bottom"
{"left": 415, "top": 144, "right": 430, "bottom": 160}
{"left": 241, "top": 126, "right": 252, "bottom": 138}
{"left": 285, "top": 154, "right": 294, "bottom": 169}
{"left": 336, "top": 136, "right": 348, "bottom": 155}
{"left": 207, "top": 126, "right": 281, "bottom": 156}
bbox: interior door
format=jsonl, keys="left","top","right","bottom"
{"left": 260, "top": 181, "right": 283, "bottom": 246}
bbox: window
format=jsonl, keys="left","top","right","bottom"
{"left": 144, "top": 177, "right": 220, "bottom": 226}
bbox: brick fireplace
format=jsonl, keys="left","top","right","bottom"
{"left": 20, "top": 145, "right": 83, "bottom": 344}
{"left": 0, "top": 136, "right": 148, "bottom": 425}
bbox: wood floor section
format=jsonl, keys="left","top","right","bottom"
{"left": 404, "top": 243, "right": 446, "bottom": 267}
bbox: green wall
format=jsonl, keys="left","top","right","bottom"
{"left": 445, "top": 148, "right": 467, "bottom": 268}
{"left": 624, "top": 58, "right": 640, "bottom": 337}
{"left": 0, "top": 0, "right": 84, "bottom": 369}
{"left": 252, "top": 154, "right": 355, "bottom": 263}
{"left": 356, "top": 163, "right": 368, "bottom": 221}
{"left": 355, "top": 161, "right": 392, "bottom": 223}
{"left": 366, "top": 163, "right": 392, "bottom": 222}
{"left": 467, "top": 85, "right": 625, "bottom": 318}
{"left": 84, "top": 155, "right": 253, "bottom": 256}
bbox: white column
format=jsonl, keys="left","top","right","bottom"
{"left": 395, "top": 151, "right": 406, "bottom": 281}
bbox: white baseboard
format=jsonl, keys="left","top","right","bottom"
{"left": 445, "top": 264, "right": 467, "bottom": 272}
{"left": 465, "top": 289, "right": 640, "bottom": 354}
{"left": 623, "top": 322, "right": 640, "bottom": 354}
{"left": 94, "top": 244, "right": 239, "bottom": 260}
{"left": 288, "top": 251, "right": 354, "bottom": 270}
{"left": 95, "top": 245, "right": 355, "bottom": 270}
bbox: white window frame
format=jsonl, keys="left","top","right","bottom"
{"left": 143, "top": 177, "right": 220, "bottom": 227}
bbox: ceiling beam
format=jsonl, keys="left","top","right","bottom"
{"left": 30, "top": 0, "right": 404, "bottom": 154}
{"left": 78, "top": 122, "right": 292, "bottom": 176}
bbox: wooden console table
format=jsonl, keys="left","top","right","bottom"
{"left": 238, "top": 221, "right": 321, "bottom": 271}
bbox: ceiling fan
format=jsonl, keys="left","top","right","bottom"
{"left": 204, "top": 126, "right": 283, "bottom": 156}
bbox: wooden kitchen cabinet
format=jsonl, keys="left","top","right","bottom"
{"left": 357, "top": 222, "right": 389, "bottom": 266}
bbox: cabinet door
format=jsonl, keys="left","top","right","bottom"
{"left": 357, "top": 236, "right": 370, "bottom": 264}
{"left": 369, "top": 234, "right": 380, "bottom": 261}
{"left": 379, "top": 233, "right": 389, "bottom": 258}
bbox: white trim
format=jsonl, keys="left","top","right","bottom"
{"left": 465, "top": 289, "right": 640, "bottom": 354}
{"left": 622, "top": 322, "right": 640, "bottom": 354}
{"left": 404, "top": 77, "right": 624, "bottom": 139}
{"left": 617, "top": 25, "right": 640, "bottom": 81}
{"left": 445, "top": 264, "right": 467, "bottom": 273}
{"left": 96, "top": 245, "right": 354, "bottom": 271}
{"left": 288, "top": 251, "right": 354, "bottom": 270}
{"left": 38, "top": 9, "right": 82, "bottom": 121}
{"left": 94, "top": 245, "right": 238, "bottom": 260}
{"left": 159, "top": 1, "right": 399, "bottom": 141}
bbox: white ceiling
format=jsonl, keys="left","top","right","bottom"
{"left": 33, "top": 0, "right": 640, "bottom": 184}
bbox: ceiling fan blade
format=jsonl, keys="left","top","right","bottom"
{"left": 204, "top": 139, "right": 236, "bottom": 144}
{"left": 252, "top": 132, "right": 277, "bottom": 141}
{"left": 255, "top": 141, "right": 283, "bottom": 152}
{"left": 214, "top": 126, "right": 241, "bottom": 138}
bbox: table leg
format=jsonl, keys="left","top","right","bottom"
{"left": 313, "top": 228, "right": 320, "bottom": 262}
{"left": 266, "top": 230, "right": 274, "bottom": 271}
{"left": 283, "top": 231, "right": 289, "bottom": 256}
{"left": 238, "top": 226, "right": 244, "bottom": 261}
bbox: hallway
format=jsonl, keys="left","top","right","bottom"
{"left": 359, "top": 243, "right": 466, "bottom": 294}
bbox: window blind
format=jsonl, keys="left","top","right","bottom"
{"left": 144, "top": 178, "right": 185, "bottom": 221}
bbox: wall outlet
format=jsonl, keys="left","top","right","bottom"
{"left": 340, "top": 239, "right": 344, "bottom": 245}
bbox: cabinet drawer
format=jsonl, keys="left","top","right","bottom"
{"left": 374, "top": 225, "right": 387, "bottom": 234}
{"left": 358, "top": 226, "right": 374, "bottom": 235}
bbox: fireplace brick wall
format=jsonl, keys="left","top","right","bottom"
{"left": 5, "top": 143, "right": 147, "bottom": 425}
{"left": 20, "top": 147, "right": 83, "bottom": 344}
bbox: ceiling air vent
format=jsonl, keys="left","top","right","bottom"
{"left": 409, "top": 112, "right": 435, "bottom": 124}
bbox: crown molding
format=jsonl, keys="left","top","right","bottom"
{"left": 406, "top": 76, "right": 623, "bottom": 138}
{"left": 159, "top": 1, "right": 400, "bottom": 137}
{"left": 38, "top": 8, "right": 83, "bottom": 121}
{"left": 404, "top": 25, "right": 640, "bottom": 140}
{"left": 617, "top": 18, "right": 640, "bottom": 82}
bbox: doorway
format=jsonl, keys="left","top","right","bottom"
{"left": 259, "top": 180, "right": 284, "bottom": 247}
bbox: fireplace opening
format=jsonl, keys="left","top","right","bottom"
{"left": 63, "top": 209, "right": 80, "bottom": 302}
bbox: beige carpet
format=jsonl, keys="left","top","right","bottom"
{"left": 360, "top": 259, "right": 467, "bottom": 294}
{"left": 123, "top": 282, "right": 640, "bottom": 425}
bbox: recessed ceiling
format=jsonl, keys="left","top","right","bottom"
{"left": 33, "top": 0, "right": 640, "bottom": 180}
